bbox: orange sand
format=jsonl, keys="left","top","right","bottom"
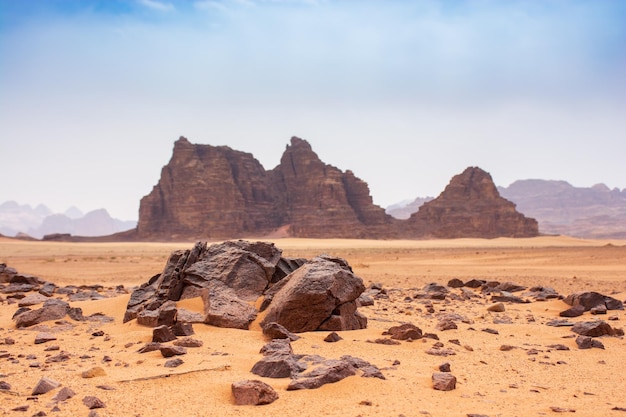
{"left": 1, "top": 236, "right": 625, "bottom": 416}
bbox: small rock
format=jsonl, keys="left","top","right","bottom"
{"left": 550, "top": 406, "right": 576, "bottom": 413}
{"left": 590, "top": 304, "right": 607, "bottom": 315}
{"left": 432, "top": 372, "right": 456, "bottom": 391}
{"left": 152, "top": 325, "right": 177, "bottom": 343}
{"left": 482, "top": 328, "right": 499, "bottom": 335}
{"left": 500, "top": 345, "right": 516, "bottom": 351}
{"left": 382, "top": 323, "right": 422, "bottom": 340}
{"left": 82, "top": 396, "right": 106, "bottom": 409}
{"left": 232, "top": 380, "right": 278, "bottom": 405}
{"left": 368, "top": 338, "right": 401, "bottom": 345}
{"left": 164, "top": 358, "right": 184, "bottom": 368}
{"left": 262, "top": 322, "right": 300, "bottom": 341}
{"left": 438, "top": 362, "right": 451, "bottom": 372}
{"left": 32, "top": 377, "right": 61, "bottom": 395}
{"left": 0, "top": 381, "right": 12, "bottom": 390}
{"left": 160, "top": 345, "right": 187, "bottom": 357}
{"left": 436, "top": 319, "right": 458, "bottom": 331}
{"left": 34, "top": 332, "right": 56, "bottom": 344}
{"left": 173, "top": 337, "right": 203, "bottom": 348}
{"left": 324, "top": 332, "right": 343, "bottom": 343}
{"left": 53, "top": 386, "right": 76, "bottom": 402}
{"left": 487, "top": 303, "right": 505, "bottom": 312}
{"left": 170, "top": 322, "right": 195, "bottom": 336}
{"left": 571, "top": 321, "right": 615, "bottom": 337}
{"left": 81, "top": 367, "right": 106, "bottom": 378}
{"left": 447, "top": 278, "right": 464, "bottom": 288}
{"left": 91, "top": 330, "right": 104, "bottom": 337}
{"left": 559, "top": 305, "right": 585, "bottom": 318}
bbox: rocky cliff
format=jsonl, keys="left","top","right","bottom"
{"left": 136, "top": 138, "right": 538, "bottom": 240}
{"left": 405, "top": 167, "right": 538, "bottom": 238}
{"left": 137, "top": 137, "right": 397, "bottom": 239}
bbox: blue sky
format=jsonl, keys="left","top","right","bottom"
{"left": 1, "top": 0, "right": 625, "bottom": 221}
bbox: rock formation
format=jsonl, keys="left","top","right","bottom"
{"left": 405, "top": 167, "right": 538, "bottom": 238}
{"left": 123, "top": 240, "right": 368, "bottom": 333}
{"left": 136, "top": 137, "right": 538, "bottom": 240}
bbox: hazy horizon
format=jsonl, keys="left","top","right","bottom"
{"left": 1, "top": 0, "right": 625, "bottom": 220}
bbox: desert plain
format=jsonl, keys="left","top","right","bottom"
{"left": 1, "top": 235, "right": 625, "bottom": 417}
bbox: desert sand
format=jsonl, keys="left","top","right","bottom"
{"left": 1, "top": 236, "right": 625, "bottom": 417}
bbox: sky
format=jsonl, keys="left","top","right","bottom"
{"left": 1, "top": 0, "right": 625, "bottom": 221}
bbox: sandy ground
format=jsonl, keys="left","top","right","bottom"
{"left": 1, "top": 236, "right": 625, "bottom": 417}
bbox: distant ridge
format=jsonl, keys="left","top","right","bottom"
{"left": 0, "top": 202, "right": 136, "bottom": 239}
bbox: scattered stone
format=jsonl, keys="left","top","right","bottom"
{"left": 53, "top": 387, "right": 76, "bottom": 402}
{"left": 170, "top": 322, "right": 195, "bottom": 336}
{"left": 482, "top": 328, "right": 499, "bottom": 335}
{"left": 550, "top": 406, "right": 576, "bottom": 413}
{"left": 164, "top": 358, "right": 184, "bottom": 368}
{"left": 559, "top": 305, "right": 585, "bottom": 318}
{"left": 0, "top": 381, "right": 12, "bottom": 390}
{"left": 564, "top": 291, "right": 623, "bottom": 311}
{"left": 426, "top": 348, "right": 456, "bottom": 357}
{"left": 82, "top": 396, "right": 106, "bottom": 409}
{"left": 436, "top": 319, "right": 458, "bottom": 331}
{"left": 137, "top": 342, "right": 162, "bottom": 353}
{"left": 11, "top": 405, "right": 29, "bottom": 412}
{"left": 14, "top": 299, "right": 69, "bottom": 328}
{"left": 439, "top": 362, "right": 451, "bottom": 372}
{"left": 17, "top": 293, "right": 48, "bottom": 307}
{"left": 152, "top": 325, "right": 177, "bottom": 343}
{"left": 447, "top": 278, "right": 464, "bottom": 288}
{"left": 324, "top": 332, "right": 343, "bottom": 342}
{"left": 500, "top": 345, "right": 516, "bottom": 351}
{"left": 251, "top": 354, "right": 304, "bottom": 378}
{"left": 232, "top": 380, "right": 279, "bottom": 405}
{"left": 160, "top": 346, "right": 187, "bottom": 357}
{"left": 368, "top": 338, "right": 401, "bottom": 345}
{"left": 287, "top": 359, "right": 357, "bottom": 390}
{"left": 547, "top": 344, "right": 570, "bottom": 351}
{"left": 262, "top": 322, "right": 300, "bottom": 341}
{"left": 91, "top": 330, "right": 105, "bottom": 337}
{"left": 432, "top": 372, "right": 456, "bottom": 391}
{"left": 571, "top": 321, "right": 616, "bottom": 337}
{"left": 487, "top": 302, "right": 505, "bottom": 312}
{"left": 32, "top": 377, "right": 61, "bottom": 395}
{"left": 546, "top": 319, "right": 575, "bottom": 327}
{"left": 383, "top": 323, "right": 422, "bottom": 340}
{"left": 81, "top": 367, "right": 106, "bottom": 378}
{"left": 590, "top": 304, "right": 607, "bottom": 315}
{"left": 173, "top": 337, "right": 203, "bottom": 348}
{"left": 34, "top": 332, "right": 56, "bottom": 344}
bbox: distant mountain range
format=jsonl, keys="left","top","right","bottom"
{"left": 387, "top": 180, "right": 626, "bottom": 239}
{"left": 0, "top": 201, "right": 136, "bottom": 239}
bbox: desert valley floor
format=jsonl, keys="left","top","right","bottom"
{"left": 1, "top": 236, "right": 625, "bottom": 417}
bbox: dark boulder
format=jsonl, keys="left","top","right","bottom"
{"left": 261, "top": 256, "right": 366, "bottom": 333}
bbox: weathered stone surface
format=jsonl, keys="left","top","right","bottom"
{"left": 406, "top": 167, "right": 538, "bottom": 238}
{"left": 487, "top": 302, "right": 506, "bottom": 312}
{"left": 436, "top": 319, "right": 458, "bottom": 331}
{"left": 383, "top": 323, "right": 423, "bottom": 340}
{"left": 571, "top": 321, "right": 616, "bottom": 337}
{"left": 160, "top": 346, "right": 187, "bottom": 357}
{"left": 14, "top": 299, "right": 69, "bottom": 328}
{"left": 564, "top": 291, "right": 624, "bottom": 311}
{"left": 432, "top": 372, "right": 457, "bottom": 391}
{"left": 152, "top": 325, "right": 177, "bottom": 343}
{"left": 53, "top": 387, "right": 76, "bottom": 402}
{"left": 18, "top": 293, "right": 48, "bottom": 307}
{"left": 81, "top": 367, "right": 107, "bottom": 378}
{"left": 262, "top": 322, "right": 300, "bottom": 341}
{"left": 83, "top": 396, "right": 106, "bottom": 409}
{"left": 32, "top": 377, "right": 61, "bottom": 395}
{"left": 232, "top": 380, "right": 279, "bottom": 405}
{"left": 287, "top": 359, "right": 357, "bottom": 390}
{"left": 324, "top": 332, "right": 343, "bottom": 343}
{"left": 170, "top": 322, "right": 194, "bottom": 336}
{"left": 261, "top": 256, "right": 366, "bottom": 333}
{"left": 201, "top": 283, "right": 258, "bottom": 330}
{"left": 251, "top": 354, "right": 304, "bottom": 378}
{"left": 173, "top": 337, "right": 203, "bottom": 348}
{"left": 34, "top": 332, "right": 57, "bottom": 344}
{"left": 560, "top": 305, "right": 586, "bottom": 318}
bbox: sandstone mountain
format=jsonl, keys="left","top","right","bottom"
{"left": 406, "top": 167, "right": 539, "bottom": 238}
{"left": 136, "top": 137, "right": 537, "bottom": 240}
{"left": 498, "top": 180, "right": 626, "bottom": 239}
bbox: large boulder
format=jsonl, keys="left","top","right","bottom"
{"left": 261, "top": 255, "right": 367, "bottom": 332}
{"left": 124, "top": 241, "right": 369, "bottom": 333}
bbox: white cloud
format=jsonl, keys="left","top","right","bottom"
{"left": 138, "top": 0, "right": 175, "bottom": 12}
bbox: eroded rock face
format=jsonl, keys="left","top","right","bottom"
{"left": 124, "top": 241, "right": 368, "bottom": 333}
{"left": 406, "top": 167, "right": 539, "bottom": 238}
{"left": 260, "top": 255, "right": 367, "bottom": 332}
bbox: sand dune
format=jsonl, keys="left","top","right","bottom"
{"left": 1, "top": 237, "right": 625, "bottom": 416}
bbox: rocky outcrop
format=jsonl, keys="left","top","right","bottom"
{"left": 136, "top": 138, "right": 538, "bottom": 240}
{"left": 124, "top": 241, "right": 368, "bottom": 333}
{"left": 405, "top": 167, "right": 538, "bottom": 238}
